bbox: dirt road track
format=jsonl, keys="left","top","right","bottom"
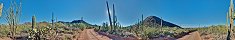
{"left": 177, "top": 31, "right": 202, "bottom": 40}
{"left": 76, "top": 29, "right": 110, "bottom": 40}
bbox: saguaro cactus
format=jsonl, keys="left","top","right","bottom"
{"left": 33, "top": 16, "right": 36, "bottom": 38}
{"left": 52, "top": 12, "right": 54, "bottom": 29}
{"left": 106, "top": 1, "right": 113, "bottom": 32}
{"left": 29, "top": 15, "right": 36, "bottom": 39}
{"left": 113, "top": 4, "right": 118, "bottom": 32}
{"left": 160, "top": 17, "right": 162, "bottom": 32}
{"left": 32, "top": 16, "right": 36, "bottom": 31}
{"left": 0, "top": 3, "right": 3, "bottom": 17}
{"left": 226, "top": 12, "right": 230, "bottom": 40}
{"left": 227, "top": 0, "right": 235, "bottom": 39}
{"left": 141, "top": 14, "right": 144, "bottom": 31}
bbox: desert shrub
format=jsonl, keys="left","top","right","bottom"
{"left": 195, "top": 25, "right": 228, "bottom": 35}
{"left": 0, "top": 26, "right": 10, "bottom": 37}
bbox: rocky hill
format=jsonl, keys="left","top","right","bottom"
{"left": 58, "top": 20, "right": 90, "bottom": 25}
{"left": 133, "top": 16, "right": 181, "bottom": 28}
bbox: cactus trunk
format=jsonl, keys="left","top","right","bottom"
{"left": 32, "top": 16, "right": 36, "bottom": 30}
{"left": 106, "top": 1, "right": 113, "bottom": 33}
{"left": 0, "top": 3, "right": 3, "bottom": 17}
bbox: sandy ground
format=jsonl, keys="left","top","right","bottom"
{"left": 0, "top": 37, "right": 12, "bottom": 40}
{"left": 177, "top": 31, "right": 202, "bottom": 40}
{"left": 76, "top": 29, "right": 110, "bottom": 40}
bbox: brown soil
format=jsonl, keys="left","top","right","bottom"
{"left": 177, "top": 31, "right": 202, "bottom": 40}
{"left": 0, "top": 37, "right": 12, "bottom": 40}
{"left": 75, "top": 29, "right": 110, "bottom": 40}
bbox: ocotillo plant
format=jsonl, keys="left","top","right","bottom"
{"left": 5, "top": 0, "right": 22, "bottom": 39}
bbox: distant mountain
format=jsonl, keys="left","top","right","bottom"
{"left": 71, "top": 20, "right": 86, "bottom": 23}
{"left": 133, "top": 16, "right": 181, "bottom": 28}
{"left": 58, "top": 20, "right": 89, "bottom": 24}
{"left": 58, "top": 20, "right": 100, "bottom": 27}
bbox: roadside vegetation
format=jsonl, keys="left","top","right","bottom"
{"left": 0, "top": 0, "right": 231, "bottom": 40}
{"left": 194, "top": 25, "right": 228, "bottom": 40}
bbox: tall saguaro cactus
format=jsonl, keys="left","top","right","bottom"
{"left": 227, "top": 0, "right": 235, "bottom": 39}
{"left": 226, "top": 12, "right": 230, "bottom": 40}
{"left": 113, "top": 4, "right": 117, "bottom": 32}
{"left": 31, "top": 16, "right": 41, "bottom": 40}
{"left": 30, "top": 15, "right": 36, "bottom": 39}
{"left": 0, "top": 3, "right": 3, "bottom": 17}
{"left": 32, "top": 16, "right": 36, "bottom": 31}
{"left": 106, "top": 1, "right": 113, "bottom": 32}
{"left": 160, "top": 17, "right": 163, "bottom": 32}
{"left": 141, "top": 14, "right": 144, "bottom": 31}
{"left": 52, "top": 12, "right": 54, "bottom": 29}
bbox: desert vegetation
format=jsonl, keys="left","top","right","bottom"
{"left": 0, "top": 0, "right": 233, "bottom": 40}
{"left": 194, "top": 25, "right": 228, "bottom": 40}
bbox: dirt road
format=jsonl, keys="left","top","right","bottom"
{"left": 77, "top": 29, "right": 110, "bottom": 40}
{"left": 177, "top": 31, "right": 202, "bottom": 40}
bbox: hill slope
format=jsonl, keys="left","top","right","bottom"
{"left": 58, "top": 20, "right": 91, "bottom": 25}
{"left": 133, "top": 16, "right": 181, "bottom": 28}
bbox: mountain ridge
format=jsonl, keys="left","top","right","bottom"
{"left": 132, "top": 16, "right": 181, "bottom": 28}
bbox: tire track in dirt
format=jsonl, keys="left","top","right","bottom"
{"left": 77, "top": 29, "right": 110, "bottom": 40}
{"left": 177, "top": 31, "right": 202, "bottom": 40}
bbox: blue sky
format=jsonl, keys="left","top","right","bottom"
{"left": 0, "top": 0, "right": 232, "bottom": 28}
